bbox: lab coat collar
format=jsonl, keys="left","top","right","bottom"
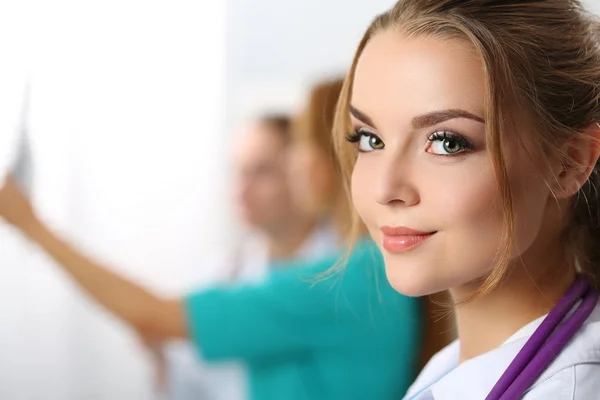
{"left": 406, "top": 301, "right": 600, "bottom": 400}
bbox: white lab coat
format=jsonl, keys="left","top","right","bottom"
{"left": 404, "top": 301, "right": 600, "bottom": 399}
{"left": 161, "top": 222, "right": 341, "bottom": 400}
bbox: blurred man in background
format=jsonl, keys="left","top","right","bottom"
{"left": 158, "top": 114, "right": 339, "bottom": 400}
{"left": 226, "top": 115, "right": 338, "bottom": 282}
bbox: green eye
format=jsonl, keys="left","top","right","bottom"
{"left": 427, "top": 131, "right": 473, "bottom": 156}
{"left": 361, "top": 134, "right": 384, "bottom": 151}
{"left": 442, "top": 138, "right": 462, "bottom": 154}
{"left": 346, "top": 128, "right": 385, "bottom": 152}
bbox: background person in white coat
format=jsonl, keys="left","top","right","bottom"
{"left": 331, "top": 0, "right": 600, "bottom": 398}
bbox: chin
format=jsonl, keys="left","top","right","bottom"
{"left": 243, "top": 215, "right": 265, "bottom": 230}
{"left": 382, "top": 255, "right": 450, "bottom": 297}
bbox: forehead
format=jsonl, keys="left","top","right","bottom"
{"left": 233, "top": 122, "right": 286, "bottom": 162}
{"left": 351, "top": 29, "right": 486, "bottom": 126}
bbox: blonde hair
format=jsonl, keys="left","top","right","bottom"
{"left": 294, "top": 78, "right": 359, "bottom": 239}
{"left": 333, "top": 0, "right": 600, "bottom": 295}
{"left": 294, "top": 79, "right": 343, "bottom": 161}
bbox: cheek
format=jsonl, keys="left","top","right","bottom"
{"left": 267, "top": 177, "right": 292, "bottom": 203}
{"left": 421, "top": 156, "right": 549, "bottom": 277}
{"left": 427, "top": 163, "right": 501, "bottom": 229}
{"left": 508, "top": 163, "right": 551, "bottom": 257}
{"left": 288, "top": 146, "right": 309, "bottom": 183}
{"left": 415, "top": 161, "right": 505, "bottom": 274}
{"left": 351, "top": 154, "right": 505, "bottom": 294}
{"left": 352, "top": 154, "right": 502, "bottom": 232}
{"left": 260, "top": 181, "right": 279, "bottom": 201}
{"left": 350, "top": 144, "right": 552, "bottom": 295}
{"left": 418, "top": 162, "right": 509, "bottom": 292}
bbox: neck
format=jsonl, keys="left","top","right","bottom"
{"left": 451, "top": 238, "right": 575, "bottom": 364}
{"left": 265, "top": 214, "right": 317, "bottom": 261}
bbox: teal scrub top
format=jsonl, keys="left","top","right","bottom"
{"left": 184, "top": 239, "right": 422, "bottom": 400}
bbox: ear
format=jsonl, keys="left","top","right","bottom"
{"left": 552, "top": 122, "right": 600, "bottom": 199}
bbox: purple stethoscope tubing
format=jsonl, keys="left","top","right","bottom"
{"left": 486, "top": 276, "right": 599, "bottom": 399}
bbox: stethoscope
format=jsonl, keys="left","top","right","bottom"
{"left": 486, "top": 276, "right": 598, "bottom": 399}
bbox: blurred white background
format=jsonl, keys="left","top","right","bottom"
{"left": 0, "top": 1, "right": 228, "bottom": 399}
{"left": 0, "top": 0, "right": 394, "bottom": 399}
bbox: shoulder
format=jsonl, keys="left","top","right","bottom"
{"left": 524, "top": 302, "right": 600, "bottom": 399}
{"left": 404, "top": 341, "right": 460, "bottom": 398}
{"left": 295, "top": 221, "right": 342, "bottom": 260}
{"left": 524, "top": 364, "right": 600, "bottom": 399}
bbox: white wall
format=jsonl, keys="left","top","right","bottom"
{"left": 225, "top": 0, "right": 396, "bottom": 126}
{"left": 0, "top": 1, "right": 227, "bottom": 399}
{"left": 585, "top": 0, "right": 600, "bottom": 14}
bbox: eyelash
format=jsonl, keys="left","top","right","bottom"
{"left": 346, "top": 128, "right": 474, "bottom": 155}
{"left": 345, "top": 128, "right": 381, "bottom": 153}
{"left": 427, "top": 131, "right": 473, "bottom": 154}
{"left": 345, "top": 128, "right": 365, "bottom": 143}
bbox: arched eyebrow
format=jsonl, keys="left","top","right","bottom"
{"left": 349, "top": 105, "right": 485, "bottom": 130}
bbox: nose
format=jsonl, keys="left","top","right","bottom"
{"left": 374, "top": 154, "right": 420, "bottom": 207}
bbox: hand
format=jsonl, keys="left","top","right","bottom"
{"left": 0, "top": 173, "right": 38, "bottom": 232}
{"left": 138, "top": 331, "right": 168, "bottom": 393}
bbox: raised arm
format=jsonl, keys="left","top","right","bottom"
{"left": 0, "top": 174, "right": 188, "bottom": 341}
{"left": 0, "top": 174, "right": 421, "bottom": 368}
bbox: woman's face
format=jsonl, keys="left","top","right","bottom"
{"left": 350, "top": 29, "right": 555, "bottom": 297}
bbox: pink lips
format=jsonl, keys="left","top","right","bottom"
{"left": 380, "top": 226, "right": 436, "bottom": 253}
